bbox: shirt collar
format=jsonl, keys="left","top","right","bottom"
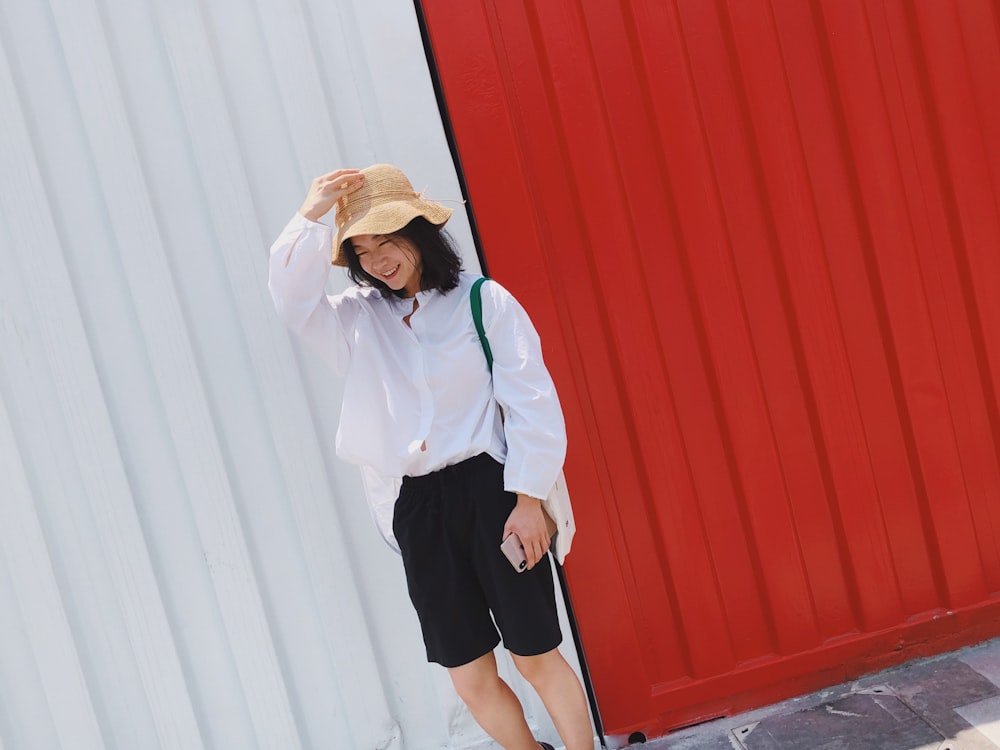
{"left": 386, "top": 287, "right": 436, "bottom": 307}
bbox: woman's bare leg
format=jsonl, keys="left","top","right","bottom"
{"left": 512, "top": 648, "right": 593, "bottom": 750}
{"left": 448, "top": 651, "right": 538, "bottom": 750}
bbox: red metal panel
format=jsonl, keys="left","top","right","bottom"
{"left": 420, "top": 0, "right": 1000, "bottom": 738}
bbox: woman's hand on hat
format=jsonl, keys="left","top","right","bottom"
{"left": 298, "top": 169, "right": 364, "bottom": 223}
{"left": 504, "top": 494, "right": 550, "bottom": 571}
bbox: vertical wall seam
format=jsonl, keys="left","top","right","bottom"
{"left": 763, "top": 0, "right": 867, "bottom": 634}
{"left": 576, "top": 0, "right": 715, "bottom": 672}
{"left": 807, "top": 0, "right": 928, "bottom": 611}
{"left": 954, "top": 0, "right": 1000, "bottom": 228}
{"left": 894, "top": 0, "right": 996, "bottom": 592}
{"left": 712, "top": 0, "right": 829, "bottom": 646}
{"left": 612, "top": 0, "right": 735, "bottom": 669}
{"left": 895, "top": 0, "right": 991, "bottom": 602}
{"left": 869, "top": 0, "right": 991, "bottom": 592}
{"left": 667, "top": 0, "right": 785, "bottom": 653}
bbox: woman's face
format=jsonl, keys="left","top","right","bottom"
{"left": 350, "top": 233, "right": 423, "bottom": 297}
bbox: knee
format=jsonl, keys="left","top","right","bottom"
{"left": 450, "top": 667, "right": 504, "bottom": 710}
{"left": 512, "top": 649, "right": 563, "bottom": 688}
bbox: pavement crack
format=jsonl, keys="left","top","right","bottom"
{"left": 825, "top": 705, "right": 864, "bottom": 718}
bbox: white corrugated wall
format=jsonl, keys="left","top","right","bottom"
{"left": 0, "top": 0, "right": 585, "bottom": 748}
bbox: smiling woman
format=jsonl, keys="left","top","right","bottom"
{"left": 350, "top": 233, "right": 424, "bottom": 298}
{"left": 268, "top": 163, "right": 591, "bottom": 750}
{"left": 342, "top": 216, "right": 464, "bottom": 302}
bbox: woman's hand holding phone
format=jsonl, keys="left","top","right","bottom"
{"left": 500, "top": 533, "right": 528, "bottom": 572}
{"left": 502, "top": 494, "right": 550, "bottom": 571}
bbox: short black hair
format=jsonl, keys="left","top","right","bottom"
{"left": 342, "top": 217, "right": 463, "bottom": 297}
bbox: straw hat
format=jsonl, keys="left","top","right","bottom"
{"left": 331, "top": 163, "right": 454, "bottom": 266}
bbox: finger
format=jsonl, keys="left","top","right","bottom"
{"left": 333, "top": 172, "right": 364, "bottom": 187}
{"left": 537, "top": 536, "right": 550, "bottom": 561}
{"left": 334, "top": 176, "right": 365, "bottom": 197}
{"left": 316, "top": 172, "right": 361, "bottom": 194}
{"left": 526, "top": 538, "right": 543, "bottom": 570}
{"left": 324, "top": 168, "right": 362, "bottom": 181}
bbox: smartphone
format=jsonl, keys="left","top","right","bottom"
{"left": 500, "top": 533, "right": 528, "bottom": 573}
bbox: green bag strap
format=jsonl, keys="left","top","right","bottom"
{"left": 471, "top": 277, "right": 494, "bottom": 373}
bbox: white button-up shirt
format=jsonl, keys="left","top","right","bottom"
{"left": 268, "top": 213, "right": 567, "bottom": 551}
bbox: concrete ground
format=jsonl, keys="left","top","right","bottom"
{"left": 640, "top": 637, "right": 1000, "bottom": 750}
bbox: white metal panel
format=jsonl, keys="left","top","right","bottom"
{"left": 0, "top": 396, "right": 102, "bottom": 750}
{"left": 0, "top": 8, "right": 202, "bottom": 746}
{"left": 0, "top": 0, "right": 585, "bottom": 748}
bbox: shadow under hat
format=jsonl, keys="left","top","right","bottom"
{"left": 332, "top": 163, "right": 454, "bottom": 266}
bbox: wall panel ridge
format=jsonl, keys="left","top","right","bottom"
{"left": 421, "top": 0, "right": 1000, "bottom": 737}
{"left": 0, "top": 392, "right": 105, "bottom": 750}
{"left": 0, "top": 14, "right": 203, "bottom": 746}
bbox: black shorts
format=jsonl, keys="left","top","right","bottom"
{"left": 392, "top": 453, "right": 563, "bottom": 668}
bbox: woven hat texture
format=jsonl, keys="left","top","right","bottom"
{"left": 332, "top": 163, "right": 453, "bottom": 266}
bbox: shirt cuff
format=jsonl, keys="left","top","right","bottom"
{"left": 503, "top": 480, "right": 554, "bottom": 501}
{"left": 279, "top": 213, "right": 333, "bottom": 260}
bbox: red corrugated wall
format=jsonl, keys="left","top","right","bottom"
{"left": 420, "top": 0, "right": 1000, "bottom": 738}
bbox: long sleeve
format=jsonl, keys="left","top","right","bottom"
{"left": 481, "top": 280, "right": 567, "bottom": 500}
{"left": 264, "top": 265, "right": 570, "bottom": 556}
{"left": 268, "top": 213, "right": 355, "bottom": 375}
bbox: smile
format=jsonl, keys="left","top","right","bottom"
{"left": 381, "top": 265, "right": 400, "bottom": 278}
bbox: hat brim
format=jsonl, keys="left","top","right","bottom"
{"left": 332, "top": 199, "right": 454, "bottom": 266}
